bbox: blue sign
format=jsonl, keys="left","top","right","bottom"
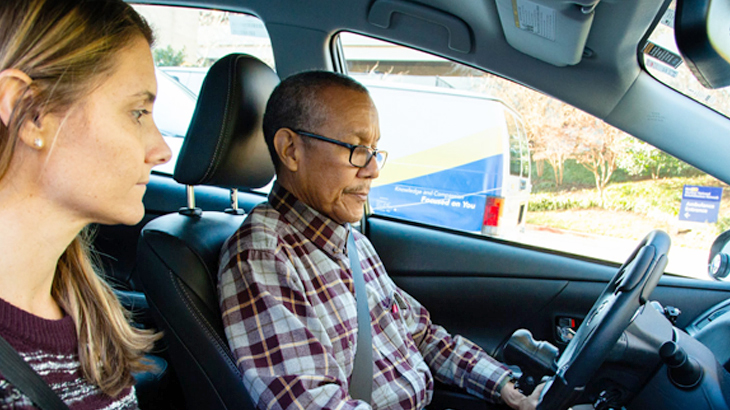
{"left": 679, "top": 185, "right": 723, "bottom": 223}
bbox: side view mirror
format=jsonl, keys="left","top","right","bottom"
{"left": 708, "top": 230, "right": 730, "bottom": 280}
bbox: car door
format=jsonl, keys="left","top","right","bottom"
{"left": 364, "top": 216, "right": 730, "bottom": 408}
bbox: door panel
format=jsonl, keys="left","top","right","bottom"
{"left": 366, "top": 216, "right": 730, "bottom": 358}
{"left": 393, "top": 276, "right": 571, "bottom": 355}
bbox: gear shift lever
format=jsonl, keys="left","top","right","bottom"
{"left": 503, "top": 329, "right": 559, "bottom": 394}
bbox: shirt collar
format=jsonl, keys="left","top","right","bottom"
{"left": 268, "top": 182, "right": 350, "bottom": 257}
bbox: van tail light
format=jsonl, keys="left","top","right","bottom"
{"left": 483, "top": 196, "right": 504, "bottom": 227}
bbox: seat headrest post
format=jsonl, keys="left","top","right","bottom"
{"left": 178, "top": 185, "right": 202, "bottom": 217}
{"left": 224, "top": 188, "right": 245, "bottom": 215}
{"left": 230, "top": 188, "right": 238, "bottom": 211}
{"left": 187, "top": 185, "right": 196, "bottom": 209}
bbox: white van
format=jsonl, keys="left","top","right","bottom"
{"left": 363, "top": 80, "right": 531, "bottom": 236}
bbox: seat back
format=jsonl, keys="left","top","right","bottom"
{"left": 136, "top": 54, "right": 278, "bottom": 410}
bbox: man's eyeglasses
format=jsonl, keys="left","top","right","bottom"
{"left": 293, "top": 129, "right": 388, "bottom": 170}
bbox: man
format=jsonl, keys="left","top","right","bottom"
{"left": 218, "top": 71, "right": 540, "bottom": 410}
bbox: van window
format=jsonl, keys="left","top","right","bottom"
{"left": 506, "top": 110, "right": 525, "bottom": 178}
{"left": 132, "top": 4, "right": 275, "bottom": 175}
{"left": 338, "top": 32, "right": 727, "bottom": 281}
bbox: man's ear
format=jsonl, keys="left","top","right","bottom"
{"left": 274, "top": 128, "right": 301, "bottom": 172}
{"left": 0, "top": 69, "right": 33, "bottom": 128}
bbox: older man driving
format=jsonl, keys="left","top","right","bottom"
{"left": 218, "top": 71, "right": 539, "bottom": 410}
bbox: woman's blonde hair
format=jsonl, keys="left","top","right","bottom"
{"left": 0, "top": 0, "right": 159, "bottom": 397}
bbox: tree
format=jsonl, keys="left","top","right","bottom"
{"left": 453, "top": 70, "right": 631, "bottom": 193}
{"left": 473, "top": 74, "right": 575, "bottom": 187}
{"left": 619, "top": 138, "right": 702, "bottom": 179}
{"left": 154, "top": 45, "right": 185, "bottom": 67}
{"left": 569, "top": 108, "right": 626, "bottom": 202}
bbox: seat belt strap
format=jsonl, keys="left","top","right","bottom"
{"left": 0, "top": 334, "right": 70, "bottom": 410}
{"left": 347, "top": 226, "right": 373, "bottom": 403}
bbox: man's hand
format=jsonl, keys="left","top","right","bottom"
{"left": 501, "top": 381, "right": 544, "bottom": 410}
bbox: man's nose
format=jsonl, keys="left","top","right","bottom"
{"left": 357, "top": 155, "right": 381, "bottom": 179}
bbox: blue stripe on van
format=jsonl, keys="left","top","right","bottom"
{"left": 369, "top": 155, "right": 503, "bottom": 232}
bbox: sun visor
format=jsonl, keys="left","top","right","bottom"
{"left": 675, "top": 0, "right": 730, "bottom": 89}
{"left": 495, "top": 0, "right": 599, "bottom": 67}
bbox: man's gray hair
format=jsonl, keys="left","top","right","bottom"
{"left": 262, "top": 70, "right": 369, "bottom": 171}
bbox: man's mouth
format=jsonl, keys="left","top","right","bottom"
{"left": 346, "top": 190, "right": 369, "bottom": 201}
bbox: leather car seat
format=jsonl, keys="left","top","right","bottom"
{"left": 136, "top": 53, "right": 278, "bottom": 410}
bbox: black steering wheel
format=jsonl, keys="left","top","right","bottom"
{"left": 537, "top": 230, "right": 671, "bottom": 410}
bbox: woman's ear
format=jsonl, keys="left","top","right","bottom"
{"left": 0, "top": 69, "right": 52, "bottom": 151}
{"left": 0, "top": 69, "right": 33, "bottom": 128}
{"left": 274, "top": 128, "right": 301, "bottom": 172}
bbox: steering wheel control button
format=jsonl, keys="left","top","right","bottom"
{"left": 659, "top": 341, "right": 703, "bottom": 389}
{"left": 586, "top": 299, "right": 611, "bottom": 327}
{"left": 617, "top": 246, "right": 655, "bottom": 293}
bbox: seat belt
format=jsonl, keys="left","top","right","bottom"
{"left": 347, "top": 226, "right": 373, "bottom": 403}
{"left": 0, "top": 335, "right": 70, "bottom": 410}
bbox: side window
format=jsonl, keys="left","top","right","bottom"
{"left": 131, "top": 5, "right": 275, "bottom": 174}
{"left": 339, "top": 32, "right": 726, "bottom": 281}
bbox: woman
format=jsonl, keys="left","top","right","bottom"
{"left": 0, "top": 0, "right": 171, "bottom": 407}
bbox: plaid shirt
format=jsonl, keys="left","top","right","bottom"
{"left": 218, "top": 183, "right": 511, "bottom": 410}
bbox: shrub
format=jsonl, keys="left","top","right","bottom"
{"left": 528, "top": 194, "right": 599, "bottom": 212}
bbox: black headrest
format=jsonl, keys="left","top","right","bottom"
{"left": 173, "top": 54, "right": 279, "bottom": 189}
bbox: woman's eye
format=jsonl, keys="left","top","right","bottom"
{"left": 132, "top": 109, "right": 151, "bottom": 123}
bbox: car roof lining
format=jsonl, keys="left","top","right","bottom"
{"left": 133, "top": 0, "right": 659, "bottom": 118}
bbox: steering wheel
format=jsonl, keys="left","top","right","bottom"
{"left": 537, "top": 230, "right": 671, "bottom": 410}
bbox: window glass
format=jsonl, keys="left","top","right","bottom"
{"left": 642, "top": 1, "right": 730, "bottom": 118}
{"left": 132, "top": 4, "right": 275, "bottom": 174}
{"left": 339, "top": 32, "right": 727, "bottom": 281}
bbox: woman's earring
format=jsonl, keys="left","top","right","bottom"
{"left": 33, "top": 138, "right": 44, "bottom": 149}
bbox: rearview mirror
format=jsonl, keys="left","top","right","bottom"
{"left": 675, "top": 0, "right": 730, "bottom": 89}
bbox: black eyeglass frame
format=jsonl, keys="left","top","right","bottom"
{"left": 292, "top": 129, "right": 388, "bottom": 169}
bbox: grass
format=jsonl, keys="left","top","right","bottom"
{"left": 526, "top": 175, "right": 730, "bottom": 249}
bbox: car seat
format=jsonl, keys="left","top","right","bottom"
{"left": 135, "top": 53, "right": 278, "bottom": 410}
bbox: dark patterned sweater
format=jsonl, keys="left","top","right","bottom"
{"left": 0, "top": 297, "right": 137, "bottom": 409}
